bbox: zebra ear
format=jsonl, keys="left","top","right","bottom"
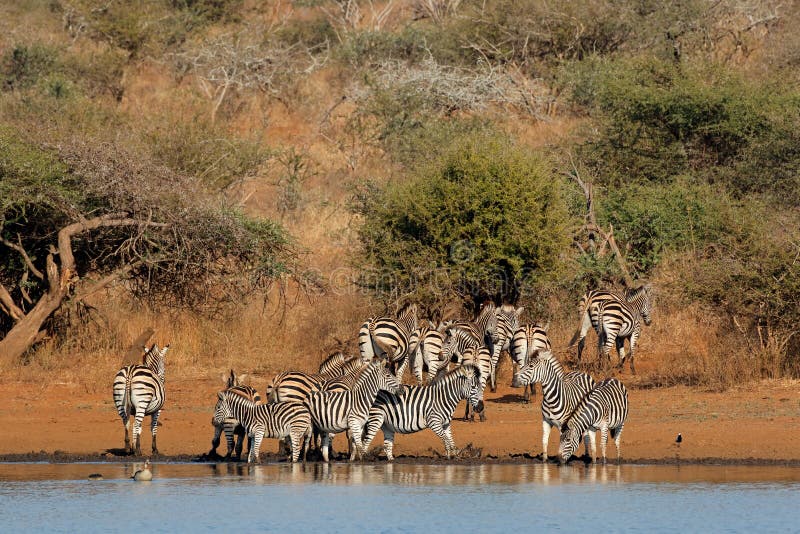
{"left": 238, "top": 373, "right": 248, "bottom": 384}
{"left": 516, "top": 306, "right": 524, "bottom": 317}
{"left": 217, "top": 391, "right": 225, "bottom": 401}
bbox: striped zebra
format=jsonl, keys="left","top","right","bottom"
{"left": 409, "top": 324, "right": 446, "bottom": 385}
{"left": 510, "top": 324, "right": 551, "bottom": 402}
{"left": 210, "top": 370, "right": 261, "bottom": 460}
{"left": 595, "top": 288, "right": 651, "bottom": 373}
{"left": 360, "top": 364, "right": 484, "bottom": 461}
{"left": 112, "top": 343, "right": 169, "bottom": 456}
{"left": 559, "top": 377, "right": 628, "bottom": 464}
{"left": 569, "top": 285, "right": 653, "bottom": 367}
{"left": 456, "top": 345, "right": 491, "bottom": 422}
{"left": 511, "top": 350, "right": 596, "bottom": 463}
{"left": 358, "top": 304, "right": 418, "bottom": 379}
{"left": 448, "top": 302, "right": 498, "bottom": 352}
{"left": 487, "top": 305, "right": 524, "bottom": 392}
{"left": 214, "top": 390, "right": 312, "bottom": 463}
{"left": 306, "top": 360, "right": 403, "bottom": 462}
{"left": 266, "top": 371, "right": 325, "bottom": 404}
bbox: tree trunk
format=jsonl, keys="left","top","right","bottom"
{"left": 0, "top": 290, "right": 64, "bottom": 365}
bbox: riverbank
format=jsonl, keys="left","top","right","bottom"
{"left": 1, "top": 375, "right": 797, "bottom": 463}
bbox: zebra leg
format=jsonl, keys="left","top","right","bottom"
{"left": 442, "top": 426, "right": 458, "bottom": 459}
{"left": 150, "top": 410, "right": 160, "bottom": 456}
{"left": 210, "top": 424, "right": 223, "bottom": 457}
{"left": 362, "top": 411, "right": 385, "bottom": 458}
{"left": 542, "top": 421, "right": 552, "bottom": 462}
{"left": 611, "top": 425, "right": 624, "bottom": 464}
{"left": 489, "top": 346, "right": 501, "bottom": 393}
{"left": 599, "top": 424, "right": 609, "bottom": 465}
{"left": 321, "top": 433, "right": 332, "bottom": 463}
{"left": 616, "top": 337, "right": 627, "bottom": 371}
{"left": 303, "top": 427, "right": 311, "bottom": 463}
{"left": 383, "top": 429, "right": 396, "bottom": 462}
{"left": 289, "top": 426, "right": 304, "bottom": 463}
{"left": 121, "top": 413, "right": 132, "bottom": 455}
{"left": 249, "top": 429, "right": 264, "bottom": 464}
{"left": 629, "top": 335, "right": 638, "bottom": 375}
{"left": 349, "top": 423, "right": 365, "bottom": 461}
{"left": 233, "top": 426, "right": 245, "bottom": 460}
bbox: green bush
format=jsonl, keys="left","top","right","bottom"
{"left": 353, "top": 133, "right": 574, "bottom": 308}
{"left": 1, "top": 43, "right": 60, "bottom": 91}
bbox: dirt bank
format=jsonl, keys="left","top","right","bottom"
{"left": 1, "top": 372, "right": 798, "bottom": 464}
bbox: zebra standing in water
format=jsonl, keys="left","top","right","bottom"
{"left": 487, "top": 305, "right": 524, "bottom": 393}
{"left": 112, "top": 343, "right": 169, "bottom": 456}
{"left": 358, "top": 304, "right": 418, "bottom": 379}
{"left": 360, "top": 364, "right": 484, "bottom": 461}
{"left": 306, "top": 360, "right": 403, "bottom": 462}
{"left": 510, "top": 324, "right": 551, "bottom": 402}
{"left": 409, "top": 324, "right": 446, "bottom": 385}
{"left": 511, "top": 350, "right": 596, "bottom": 462}
{"left": 209, "top": 370, "right": 261, "bottom": 460}
{"left": 569, "top": 285, "right": 653, "bottom": 367}
{"left": 559, "top": 377, "right": 628, "bottom": 464}
{"left": 214, "top": 391, "right": 312, "bottom": 463}
{"left": 595, "top": 286, "right": 652, "bottom": 373}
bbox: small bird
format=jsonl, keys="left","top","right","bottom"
{"left": 87, "top": 473, "right": 104, "bottom": 481}
{"left": 132, "top": 459, "right": 153, "bottom": 481}
{"left": 675, "top": 433, "right": 683, "bottom": 444}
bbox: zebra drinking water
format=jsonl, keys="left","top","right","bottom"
{"left": 306, "top": 360, "right": 403, "bottom": 462}
{"left": 360, "top": 364, "right": 484, "bottom": 461}
{"left": 209, "top": 371, "right": 261, "bottom": 460}
{"left": 112, "top": 343, "right": 169, "bottom": 456}
{"left": 214, "top": 390, "right": 312, "bottom": 463}
{"left": 559, "top": 377, "right": 628, "bottom": 464}
{"left": 511, "top": 350, "right": 596, "bottom": 462}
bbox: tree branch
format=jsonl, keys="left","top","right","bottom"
{"left": 0, "top": 235, "right": 44, "bottom": 280}
{"left": 72, "top": 260, "right": 144, "bottom": 303}
{"left": 0, "top": 281, "right": 25, "bottom": 321}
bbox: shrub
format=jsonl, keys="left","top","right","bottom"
{"left": 352, "top": 133, "right": 574, "bottom": 309}
{"left": 1, "top": 43, "right": 60, "bottom": 91}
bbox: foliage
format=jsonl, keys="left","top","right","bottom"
{"left": 353, "top": 133, "right": 573, "bottom": 308}
{"left": 1, "top": 43, "right": 60, "bottom": 91}
{"left": 0, "top": 126, "right": 301, "bottom": 324}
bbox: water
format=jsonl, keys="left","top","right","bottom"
{"left": 1, "top": 462, "right": 799, "bottom": 532}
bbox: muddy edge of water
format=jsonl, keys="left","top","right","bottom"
{"left": 1, "top": 450, "right": 799, "bottom": 466}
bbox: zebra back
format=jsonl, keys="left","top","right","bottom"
{"left": 318, "top": 351, "right": 349, "bottom": 378}
{"left": 266, "top": 371, "right": 324, "bottom": 404}
{"left": 510, "top": 324, "right": 551, "bottom": 366}
{"left": 441, "top": 327, "right": 482, "bottom": 364}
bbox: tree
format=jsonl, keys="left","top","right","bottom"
{"left": 0, "top": 129, "right": 302, "bottom": 365}
{"left": 352, "top": 133, "right": 573, "bottom": 310}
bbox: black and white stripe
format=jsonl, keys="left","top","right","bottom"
{"left": 266, "top": 371, "right": 325, "bottom": 404}
{"left": 409, "top": 324, "right": 446, "bottom": 385}
{"left": 360, "top": 364, "right": 484, "bottom": 460}
{"left": 570, "top": 285, "right": 653, "bottom": 367}
{"left": 306, "top": 360, "right": 403, "bottom": 461}
{"left": 488, "top": 305, "right": 524, "bottom": 392}
{"left": 595, "top": 287, "right": 651, "bottom": 373}
{"left": 210, "top": 373, "right": 261, "bottom": 460}
{"left": 456, "top": 345, "right": 491, "bottom": 422}
{"left": 358, "top": 304, "right": 418, "bottom": 379}
{"left": 559, "top": 377, "right": 628, "bottom": 464}
{"left": 112, "top": 343, "right": 169, "bottom": 456}
{"left": 510, "top": 324, "right": 551, "bottom": 402}
{"left": 511, "top": 350, "right": 596, "bottom": 462}
{"left": 214, "top": 390, "right": 312, "bottom": 463}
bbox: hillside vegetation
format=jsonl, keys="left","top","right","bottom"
{"left": 0, "top": 0, "right": 798, "bottom": 388}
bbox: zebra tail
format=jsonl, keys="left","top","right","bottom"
{"left": 567, "top": 299, "right": 592, "bottom": 347}
{"left": 358, "top": 321, "right": 376, "bottom": 361}
{"left": 567, "top": 329, "right": 582, "bottom": 347}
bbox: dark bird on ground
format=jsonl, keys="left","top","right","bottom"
{"left": 675, "top": 433, "right": 682, "bottom": 444}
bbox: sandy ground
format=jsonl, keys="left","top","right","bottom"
{"left": 1, "top": 367, "right": 798, "bottom": 464}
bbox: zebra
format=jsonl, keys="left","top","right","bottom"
{"left": 214, "top": 390, "right": 312, "bottom": 463}
{"left": 409, "top": 324, "right": 446, "bottom": 385}
{"left": 455, "top": 345, "right": 491, "bottom": 422}
{"left": 306, "top": 360, "right": 403, "bottom": 462}
{"left": 488, "top": 305, "right": 524, "bottom": 392}
{"left": 360, "top": 364, "right": 484, "bottom": 461}
{"left": 510, "top": 324, "right": 551, "bottom": 402}
{"left": 448, "top": 302, "right": 498, "bottom": 353}
{"left": 358, "top": 304, "right": 418, "bottom": 379}
{"left": 511, "top": 350, "right": 596, "bottom": 463}
{"left": 569, "top": 285, "right": 653, "bottom": 367}
{"left": 266, "top": 371, "right": 325, "bottom": 404}
{"left": 209, "top": 370, "right": 261, "bottom": 460}
{"left": 559, "top": 377, "right": 628, "bottom": 464}
{"left": 595, "top": 291, "right": 650, "bottom": 373}
{"left": 112, "top": 343, "right": 169, "bottom": 456}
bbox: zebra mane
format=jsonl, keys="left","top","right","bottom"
{"left": 397, "top": 303, "right": 418, "bottom": 335}
{"left": 432, "top": 363, "right": 481, "bottom": 386}
{"left": 142, "top": 344, "right": 169, "bottom": 377}
{"left": 625, "top": 283, "right": 651, "bottom": 301}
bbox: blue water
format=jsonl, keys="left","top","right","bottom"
{"left": 1, "top": 463, "right": 798, "bottom": 532}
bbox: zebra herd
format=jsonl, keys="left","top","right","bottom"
{"left": 112, "top": 284, "right": 652, "bottom": 465}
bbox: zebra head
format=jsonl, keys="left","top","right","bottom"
{"left": 458, "top": 364, "right": 484, "bottom": 413}
{"left": 143, "top": 343, "right": 169, "bottom": 382}
{"left": 371, "top": 360, "right": 404, "bottom": 396}
{"left": 627, "top": 284, "right": 653, "bottom": 326}
{"left": 510, "top": 350, "right": 554, "bottom": 388}
{"left": 213, "top": 391, "right": 232, "bottom": 428}
{"left": 558, "top": 421, "right": 583, "bottom": 464}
